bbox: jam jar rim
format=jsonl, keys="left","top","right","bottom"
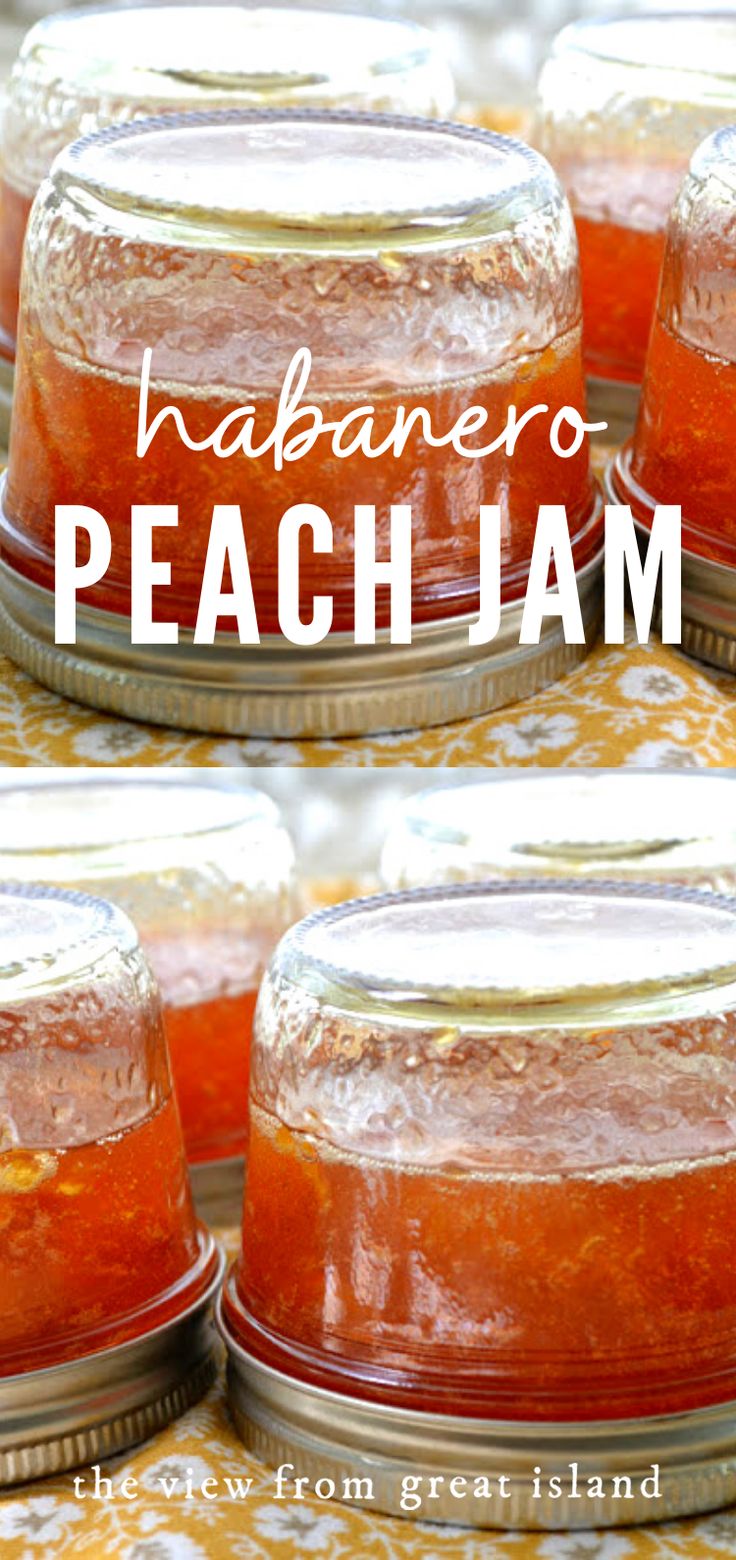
{"left": 0, "top": 775, "right": 281, "bottom": 856}
{"left": 0, "top": 878, "right": 140, "bottom": 998}
{"left": 549, "top": 10, "right": 736, "bottom": 91}
{"left": 267, "top": 878, "right": 736, "bottom": 1032}
{"left": 50, "top": 108, "right": 564, "bottom": 257}
{"left": 690, "top": 123, "right": 736, "bottom": 197}
{"left": 14, "top": 1, "right": 451, "bottom": 102}
{"left": 380, "top": 772, "right": 736, "bottom": 875}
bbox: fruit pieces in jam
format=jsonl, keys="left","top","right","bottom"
{"left": 0, "top": 1092, "right": 201, "bottom": 1374}
{"left": 231, "top": 1007, "right": 736, "bottom": 1423}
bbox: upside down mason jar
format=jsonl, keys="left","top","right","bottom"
{"left": 0, "top": 777, "right": 299, "bottom": 1222}
{"left": 536, "top": 13, "right": 736, "bottom": 438}
{"left": 220, "top": 880, "right": 736, "bottom": 1529}
{"left": 0, "top": 110, "right": 603, "bottom": 737}
{"left": 0, "top": 1, "right": 455, "bottom": 442}
{"left": 380, "top": 771, "right": 736, "bottom": 892}
{"left": 609, "top": 125, "right": 736, "bottom": 673}
{"left": 0, "top": 882, "right": 222, "bottom": 1484}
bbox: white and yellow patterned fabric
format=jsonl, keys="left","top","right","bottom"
{"left": 0, "top": 628, "right": 733, "bottom": 768}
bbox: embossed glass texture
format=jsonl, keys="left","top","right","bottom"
{"left": 0, "top": 778, "right": 298, "bottom": 1164}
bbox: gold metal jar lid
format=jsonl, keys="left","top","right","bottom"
{"left": 219, "top": 1296, "right": 736, "bottom": 1531}
{"left": 1, "top": 1233, "right": 224, "bottom": 1487}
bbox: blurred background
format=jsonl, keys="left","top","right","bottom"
{"left": 0, "top": 766, "right": 488, "bottom": 886}
{"left": 0, "top": 0, "right": 727, "bottom": 123}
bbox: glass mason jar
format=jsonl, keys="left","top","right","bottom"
{"left": 0, "top": 881, "right": 218, "bottom": 1378}
{"left": 0, "top": 2, "right": 454, "bottom": 368}
{"left": 220, "top": 880, "right": 736, "bottom": 1526}
{"left": 0, "top": 779, "right": 299, "bottom": 1180}
{"left": 536, "top": 14, "right": 736, "bottom": 389}
{"left": 612, "top": 126, "right": 736, "bottom": 571}
{"left": 2, "top": 109, "right": 600, "bottom": 635}
{"left": 381, "top": 771, "right": 736, "bottom": 891}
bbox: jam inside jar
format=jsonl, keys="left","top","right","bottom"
{"left": 614, "top": 127, "right": 736, "bottom": 568}
{"left": 0, "top": 3, "right": 454, "bottom": 366}
{"left": 380, "top": 771, "right": 736, "bottom": 894}
{"left": 3, "top": 111, "right": 599, "bottom": 631}
{"left": 536, "top": 14, "right": 736, "bottom": 387}
{"left": 0, "top": 778, "right": 299, "bottom": 1167}
{"left": 0, "top": 882, "right": 215, "bottom": 1376}
{"left": 224, "top": 881, "right": 736, "bottom": 1421}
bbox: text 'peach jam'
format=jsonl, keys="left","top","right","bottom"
{"left": 0, "top": 3, "right": 454, "bottom": 362}
{"left": 0, "top": 883, "right": 214, "bottom": 1374}
{"left": 224, "top": 881, "right": 736, "bottom": 1421}
{"left": 0, "top": 779, "right": 298, "bottom": 1167}
{"left": 536, "top": 14, "right": 736, "bottom": 384}
{"left": 3, "top": 112, "right": 598, "bottom": 631}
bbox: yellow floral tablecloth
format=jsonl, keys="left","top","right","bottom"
{"left": 0, "top": 625, "right": 733, "bottom": 767}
